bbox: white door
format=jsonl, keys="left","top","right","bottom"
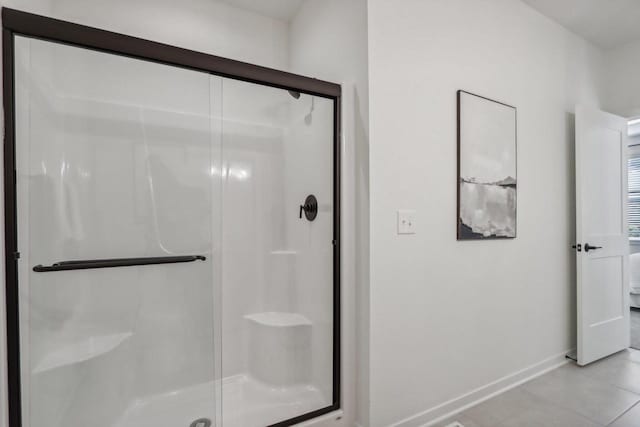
{"left": 576, "top": 105, "right": 630, "bottom": 366}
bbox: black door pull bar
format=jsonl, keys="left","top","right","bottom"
{"left": 33, "top": 255, "right": 206, "bottom": 272}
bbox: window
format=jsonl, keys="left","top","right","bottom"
{"left": 629, "top": 156, "right": 640, "bottom": 238}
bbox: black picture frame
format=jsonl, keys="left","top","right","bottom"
{"left": 457, "top": 90, "right": 517, "bottom": 240}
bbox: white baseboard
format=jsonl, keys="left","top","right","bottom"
{"left": 389, "top": 349, "right": 573, "bottom": 427}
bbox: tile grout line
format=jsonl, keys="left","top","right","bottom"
{"left": 549, "top": 353, "right": 640, "bottom": 425}
{"left": 436, "top": 349, "right": 640, "bottom": 427}
{"left": 566, "top": 352, "right": 640, "bottom": 400}
{"left": 518, "top": 362, "right": 638, "bottom": 426}
{"left": 516, "top": 386, "right": 607, "bottom": 427}
{"left": 606, "top": 400, "right": 640, "bottom": 426}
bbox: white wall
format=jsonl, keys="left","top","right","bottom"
{"left": 603, "top": 39, "right": 640, "bottom": 118}
{"left": 289, "top": 1, "right": 369, "bottom": 426}
{"left": 367, "top": 0, "right": 603, "bottom": 425}
{"left": 48, "top": 0, "right": 289, "bottom": 71}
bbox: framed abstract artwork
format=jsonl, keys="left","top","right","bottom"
{"left": 457, "top": 90, "right": 517, "bottom": 240}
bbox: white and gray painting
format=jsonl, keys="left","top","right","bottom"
{"left": 458, "top": 92, "right": 516, "bottom": 239}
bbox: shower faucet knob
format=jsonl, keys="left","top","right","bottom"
{"left": 299, "top": 195, "right": 318, "bottom": 221}
{"left": 190, "top": 419, "right": 211, "bottom": 427}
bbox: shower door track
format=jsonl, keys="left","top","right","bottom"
{"left": 1, "top": 7, "right": 341, "bottom": 427}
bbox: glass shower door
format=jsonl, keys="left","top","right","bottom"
{"left": 11, "top": 27, "right": 338, "bottom": 427}
{"left": 14, "top": 35, "right": 222, "bottom": 427}
{"left": 218, "top": 79, "right": 336, "bottom": 427}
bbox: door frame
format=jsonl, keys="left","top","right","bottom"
{"left": 1, "top": 7, "right": 342, "bottom": 427}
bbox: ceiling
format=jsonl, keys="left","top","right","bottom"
{"left": 219, "top": 0, "right": 304, "bottom": 21}
{"left": 522, "top": 0, "right": 640, "bottom": 49}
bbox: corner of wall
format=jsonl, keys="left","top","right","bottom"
{"left": 600, "top": 38, "right": 640, "bottom": 117}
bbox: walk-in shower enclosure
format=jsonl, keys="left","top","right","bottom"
{"left": 2, "top": 9, "right": 341, "bottom": 427}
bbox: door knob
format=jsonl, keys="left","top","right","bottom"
{"left": 584, "top": 243, "right": 602, "bottom": 252}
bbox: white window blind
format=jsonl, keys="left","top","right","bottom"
{"left": 629, "top": 156, "right": 640, "bottom": 238}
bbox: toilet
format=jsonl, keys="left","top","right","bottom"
{"left": 630, "top": 253, "right": 640, "bottom": 308}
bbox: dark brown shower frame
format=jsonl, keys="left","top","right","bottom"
{"left": 1, "top": 7, "right": 341, "bottom": 427}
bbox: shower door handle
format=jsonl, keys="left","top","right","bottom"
{"left": 33, "top": 255, "right": 206, "bottom": 272}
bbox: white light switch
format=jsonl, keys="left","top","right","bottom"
{"left": 397, "top": 210, "right": 416, "bottom": 234}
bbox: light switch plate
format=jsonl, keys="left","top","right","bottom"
{"left": 397, "top": 210, "right": 416, "bottom": 234}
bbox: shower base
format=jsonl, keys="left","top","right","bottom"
{"left": 115, "top": 374, "right": 327, "bottom": 427}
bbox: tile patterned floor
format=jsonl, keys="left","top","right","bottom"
{"left": 434, "top": 348, "right": 640, "bottom": 427}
